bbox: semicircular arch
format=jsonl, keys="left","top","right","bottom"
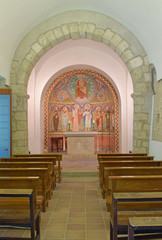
{"left": 10, "top": 10, "right": 153, "bottom": 153}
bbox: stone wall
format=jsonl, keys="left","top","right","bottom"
{"left": 9, "top": 11, "right": 153, "bottom": 154}
{"left": 153, "top": 80, "right": 162, "bottom": 141}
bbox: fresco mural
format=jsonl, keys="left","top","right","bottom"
{"left": 44, "top": 69, "right": 119, "bottom": 152}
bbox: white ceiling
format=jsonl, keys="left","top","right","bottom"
{"left": 0, "top": 0, "right": 162, "bottom": 81}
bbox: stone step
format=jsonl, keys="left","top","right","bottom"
{"left": 62, "top": 171, "right": 98, "bottom": 177}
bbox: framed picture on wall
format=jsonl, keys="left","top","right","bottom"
{"left": 0, "top": 89, "right": 12, "bottom": 158}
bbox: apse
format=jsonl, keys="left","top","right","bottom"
{"left": 27, "top": 39, "right": 133, "bottom": 154}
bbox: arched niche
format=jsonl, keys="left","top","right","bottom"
{"left": 10, "top": 10, "right": 153, "bottom": 154}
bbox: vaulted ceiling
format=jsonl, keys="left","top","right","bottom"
{"left": 0, "top": 0, "right": 162, "bottom": 81}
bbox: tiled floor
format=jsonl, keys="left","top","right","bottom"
{"left": 41, "top": 176, "right": 110, "bottom": 240}
{"left": 0, "top": 158, "right": 110, "bottom": 240}
{"left": 40, "top": 158, "right": 110, "bottom": 239}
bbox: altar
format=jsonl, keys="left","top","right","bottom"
{"left": 64, "top": 132, "right": 97, "bottom": 160}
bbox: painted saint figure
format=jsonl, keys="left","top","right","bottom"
{"left": 53, "top": 106, "right": 59, "bottom": 132}
{"left": 83, "top": 104, "right": 92, "bottom": 131}
{"left": 95, "top": 106, "right": 103, "bottom": 131}
{"left": 61, "top": 106, "right": 68, "bottom": 131}
{"left": 72, "top": 104, "right": 80, "bottom": 131}
{"left": 110, "top": 109, "right": 115, "bottom": 131}
{"left": 104, "top": 106, "right": 110, "bottom": 131}
{"left": 75, "top": 75, "right": 88, "bottom": 99}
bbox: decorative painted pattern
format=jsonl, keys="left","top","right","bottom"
{"left": 44, "top": 69, "right": 119, "bottom": 152}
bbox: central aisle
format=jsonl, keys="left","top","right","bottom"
{"left": 41, "top": 176, "right": 110, "bottom": 240}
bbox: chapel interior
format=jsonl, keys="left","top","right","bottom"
{"left": 0, "top": 1, "right": 162, "bottom": 240}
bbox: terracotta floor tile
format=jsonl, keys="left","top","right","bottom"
{"left": 86, "top": 217, "right": 104, "bottom": 224}
{"left": 86, "top": 230, "right": 107, "bottom": 238}
{"left": 46, "top": 222, "right": 67, "bottom": 231}
{"left": 51, "top": 212, "right": 69, "bottom": 218}
{"left": 70, "top": 207, "right": 85, "bottom": 212}
{"left": 86, "top": 223, "right": 106, "bottom": 230}
{"left": 68, "top": 216, "right": 85, "bottom": 224}
{"left": 67, "top": 224, "right": 85, "bottom": 230}
{"left": 86, "top": 212, "right": 103, "bottom": 218}
{"left": 53, "top": 206, "right": 70, "bottom": 212}
{"left": 44, "top": 230, "right": 65, "bottom": 239}
{"left": 65, "top": 230, "right": 85, "bottom": 239}
{"left": 49, "top": 217, "right": 68, "bottom": 223}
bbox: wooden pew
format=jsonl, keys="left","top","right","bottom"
{"left": 1, "top": 158, "right": 56, "bottom": 193}
{"left": 99, "top": 160, "right": 161, "bottom": 195}
{"left": 0, "top": 168, "right": 50, "bottom": 212}
{"left": 97, "top": 152, "right": 147, "bottom": 161}
{"left": 111, "top": 191, "right": 162, "bottom": 240}
{"left": 0, "top": 161, "right": 55, "bottom": 205}
{"left": 98, "top": 155, "right": 154, "bottom": 179}
{"left": 108, "top": 176, "right": 162, "bottom": 240}
{"left": 0, "top": 188, "right": 40, "bottom": 240}
{"left": 2, "top": 156, "right": 57, "bottom": 168}
{"left": 13, "top": 153, "right": 62, "bottom": 183}
{"left": 98, "top": 155, "right": 154, "bottom": 162}
{"left": 104, "top": 166, "right": 162, "bottom": 199}
{"left": 128, "top": 216, "right": 162, "bottom": 240}
{"left": 0, "top": 176, "right": 41, "bottom": 208}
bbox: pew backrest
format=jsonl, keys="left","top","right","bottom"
{"left": 98, "top": 155, "right": 154, "bottom": 162}
{"left": 104, "top": 166, "right": 162, "bottom": 197}
{"left": 99, "top": 160, "right": 161, "bottom": 187}
{"left": 0, "top": 176, "right": 39, "bottom": 206}
{"left": 12, "top": 154, "right": 62, "bottom": 182}
{"left": 97, "top": 153, "right": 147, "bottom": 161}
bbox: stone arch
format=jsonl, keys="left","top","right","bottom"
{"left": 10, "top": 10, "right": 153, "bottom": 154}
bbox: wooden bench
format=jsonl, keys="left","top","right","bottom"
{"left": 0, "top": 168, "right": 50, "bottom": 212}
{"left": 103, "top": 166, "right": 162, "bottom": 199}
{"left": 97, "top": 155, "right": 154, "bottom": 171}
{"left": 128, "top": 216, "right": 162, "bottom": 240}
{"left": 0, "top": 176, "right": 42, "bottom": 211}
{"left": 13, "top": 154, "right": 62, "bottom": 183}
{"left": 0, "top": 188, "right": 40, "bottom": 240}
{"left": 99, "top": 160, "right": 161, "bottom": 196}
{"left": 2, "top": 156, "right": 57, "bottom": 168}
{"left": 108, "top": 175, "right": 162, "bottom": 210}
{"left": 97, "top": 153, "right": 147, "bottom": 161}
{"left": 98, "top": 156, "right": 154, "bottom": 183}
{"left": 0, "top": 161, "right": 55, "bottom": 193}
{"left": 98, "top": 155, "right": 154, "bottom": 163}
{"left": 111, "top": 191, "right": 162, "bottom": 240}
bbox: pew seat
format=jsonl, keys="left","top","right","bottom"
{"left": 0, "top": 189, "right": 40, "bottom": 240}
{"left": 0, "top": 167, "right": 51, "bottom": 212}
{"left": 0, "top": 176, "right": 43, "bottom": 211}
{"left": 128, "top": 216, "right": 162, "bottom": 240}
{"left": 109, "top": 177, "right": 162, "bottom": 240}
